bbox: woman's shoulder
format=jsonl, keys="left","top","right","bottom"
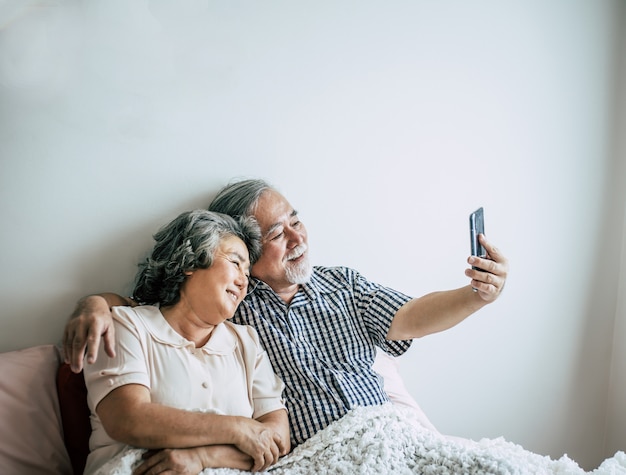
{"left": 223, "top": 320, "right": 262, "bottom": 346}
{"left": 111, "top": 305, "right": 162, "bottom": 332}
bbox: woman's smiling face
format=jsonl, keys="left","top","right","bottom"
{"left": 180, "top": 234, "right": 251, "bottom": 325}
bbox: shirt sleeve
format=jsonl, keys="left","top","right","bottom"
{"left": 352, "top": 270, "right": 413, "bottom": 357}
{"left": 83, "top": 307, "right": 151, "bottom": 412}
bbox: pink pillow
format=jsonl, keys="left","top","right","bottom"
{"left": 373, "top": 349, "right": 439, "bottom": 432}
{"left": 0, "top": 345, "right": 72, "bottom": 475}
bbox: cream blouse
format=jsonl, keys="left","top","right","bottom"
{"left": 83, "top": 305, "right": 286, "bottom": 475}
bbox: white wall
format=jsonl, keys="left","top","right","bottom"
{"left": 605, "top": 0, "right": 626, "bottom": 461}
{"left": 0, "top": 0, "right": 623, "bottom": 470}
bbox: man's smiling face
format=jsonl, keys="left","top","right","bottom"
{"left": 250, "top": 189, "right": 312, "bottom": 291}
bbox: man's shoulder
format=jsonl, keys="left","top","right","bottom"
{"left": 312, "top": 265, "right": 358, "bottom": 277}
{"left": 309, "top": 265, "right": 361, "bottom": 291}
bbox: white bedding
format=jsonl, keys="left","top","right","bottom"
{"left": 96, "top": 404, "right": 626, "bottom": 475}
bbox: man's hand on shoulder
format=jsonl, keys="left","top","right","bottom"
{"left": 63, "top": 293, "right": 134, "bottom": 373}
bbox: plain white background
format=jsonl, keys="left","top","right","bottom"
{"left": 0, "top": 0, "right": 624, "bottom": 471}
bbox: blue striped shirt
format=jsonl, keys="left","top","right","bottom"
{"left": 232, "top": 266, "right": 412, "bottom": 446}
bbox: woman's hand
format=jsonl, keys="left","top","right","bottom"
{"left": 133, "top": 444, "right": 268, "bottom": 474}
{"left": 133, "top": 448, "right": 211, "bottom": 475}
{"left": 232, "top": 418, "right": 285, "bottom": 471}
{"left": 129, "top": 418, "right": 286, "bottom": 474}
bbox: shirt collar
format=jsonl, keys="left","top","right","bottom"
{"left": 133, "top": 306, "right": 237, "bottom": 355}
{"left": 246, "top": 268, "right": 323, "bottom": 303}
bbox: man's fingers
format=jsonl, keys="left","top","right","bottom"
{"left": 84, "top": 330, "right": 102, "bottom": 365}
{"left": 84, "top": 316, "right": 116, "bottom": 364}
{"left": 62, "top": 327, "right": 73, "bottom": 364}
{"left": 466, "top": 265, "right": 507, "bottom": 302}
{"left": 103, "top": 326, "right": 117, "bottom": 358}
{"left": 69, "top": 347, "right": 86, "bottom": 373}
{"left": 67, "top": 327, "right": 88, "bottom": 372}
{"left": 68, "top": 322, "right": 103, "bottom": 372}
{"left": 64, "top": 295, "right": 119, "bottom": 372}
{"left": 479, "top": 235, "right": 508, "bottom": 267}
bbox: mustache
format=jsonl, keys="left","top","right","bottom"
{"left": 285, "top": 243, "right": 308, "bottom": 261}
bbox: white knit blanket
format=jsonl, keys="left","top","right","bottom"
{"left": 96, "top": 404, "right": 626, "bottom": 475}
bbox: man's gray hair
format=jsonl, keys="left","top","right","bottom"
{"left": 133, "top": 210, "right": 261, "bottom": 306}
{"left": 208, "top": 178, "right": 274, "bottom": 218}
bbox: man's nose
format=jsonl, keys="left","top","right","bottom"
{"left": 285, "top": 227, "right": 304, "bottom": 246}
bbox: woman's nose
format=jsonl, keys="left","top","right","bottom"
{"left": 234, "top": 269, "right": 248, "bottom": 288}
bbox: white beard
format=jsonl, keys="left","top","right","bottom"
{"left": 284, "top": 245, "right": 312, "bottom": 284}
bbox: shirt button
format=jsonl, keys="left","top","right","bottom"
{"left": 202, "top": 381, "right": 209, "bottom": 388}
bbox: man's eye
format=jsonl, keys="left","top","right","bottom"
{"left": 231, "top": 260, "right": 240, "bottom": 268}
{"left": 270, "top": 231, "right": 284, "bottom": 241}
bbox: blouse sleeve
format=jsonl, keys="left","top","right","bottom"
{"left": 83, "top": 306, "right": 151, "bottom": 413}
{"left": 243, "top": 325, "right": 287, "bottom": 419}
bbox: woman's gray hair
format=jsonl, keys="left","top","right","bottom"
{"left": 208, "top": 178, "right": 274, "bottom": 218}
{"left": 133, "top": 210, "right": 261, "bottom": 306}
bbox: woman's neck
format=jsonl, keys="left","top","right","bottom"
{"left": 160, "top": 303, "right": 216, "bottom": 348}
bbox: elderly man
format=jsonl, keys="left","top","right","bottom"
{"left": 64, "top": 178, "right": 508, "bottom": 447}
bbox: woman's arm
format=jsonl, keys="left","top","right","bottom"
{"left": 97, "top": 384, "right": 285, "bottom": 471}
{"left": 132, "top": 410, "right": 290, "bottom": 474}
{"left": 134, "top": 445, "right": 254, "bottom": 474}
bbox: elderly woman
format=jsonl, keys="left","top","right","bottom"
{"left": 83, "top": 210, "right": 289, "bottom": 475}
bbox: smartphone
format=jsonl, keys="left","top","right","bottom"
{"left": 469, "top": 207, "right": 486, "bottom": 261}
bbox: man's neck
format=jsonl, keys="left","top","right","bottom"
{"left": 272, "top": 283, "right": 300, "bottom": 305}
{"left": 251, "top": 275, "right": 306, "bottom": 305}
{"left": 252, "top": 277, "right": 300, "bottom": 305}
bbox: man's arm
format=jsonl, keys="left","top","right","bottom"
{"left": 63, "top": 293, "right": 135, "bottom": 372}
{"left": 97, "top": 385, "right": 287, "bottom": 472}
{"left": 387, "top": 235, "right": 508, "bottom": 340}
